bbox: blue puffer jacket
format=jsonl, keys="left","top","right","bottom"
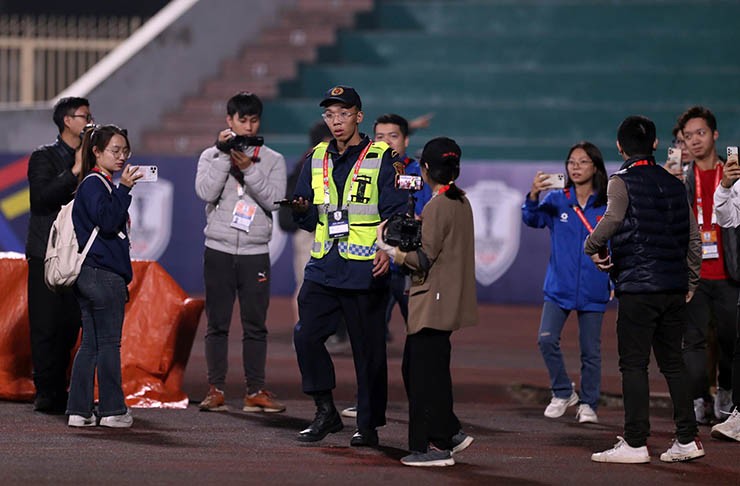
{"left": 522, "top": 188, "right": 610, "bottom": 312}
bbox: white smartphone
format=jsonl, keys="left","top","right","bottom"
{"left": 136, "top": 165, "right": 158, "bottom": 182}
{"left": 728, "top": 146, "right": 739, "bottom": 166}
{"left": 667, "top": 147, "right": 681, "bottom": 167}
{"left": 542, "top": 173, "right": 565, "bottom": 189}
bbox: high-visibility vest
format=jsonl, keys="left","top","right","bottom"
{"left": 309, "top": 141, "right": 387, "bottom": 260}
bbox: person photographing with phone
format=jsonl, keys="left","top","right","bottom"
{"left": 522, "top": 142, "right": 611, "bottom": 424}
{"left": 195, "top": 91, "right": 287, "bottom": 414}
{"left": 66, "top": 124, "right": 141, "bottom": 428}
{"left": 711, "top": 144, "right": 740, "bottom": 442}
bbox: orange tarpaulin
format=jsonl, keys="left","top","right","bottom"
{"left": 0, "top": 255, "right": 203, "bottom": 408}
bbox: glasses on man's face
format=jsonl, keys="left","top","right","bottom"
{"left": 70, "top": 113, "right": 94, "bottom": 123}
{"left": 682, "top": 128, "right": 708, "bottom": 142}
{"left": 321, "top": 110, "right": 356, "bottom": 123}
{"left": 105, "top": 148, "right": 132, "bottom": 160}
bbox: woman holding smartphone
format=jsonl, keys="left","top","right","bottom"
{"left": 522, "top": 141, "right": 610, "bottom": 424}
{"left": 66, "top": 124, "right": 141, "bottom": 428}
{"left": 377, "top": 137, "right": 477, "bottom": 467}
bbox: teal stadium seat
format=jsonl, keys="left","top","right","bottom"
{"left": 262, "top": 0, "right": 740, "bottom": 160}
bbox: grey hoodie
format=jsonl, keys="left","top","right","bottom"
{"left": 195, "top": 144, "right": 286, "bottom": 255}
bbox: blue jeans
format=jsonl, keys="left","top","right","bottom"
{"left": 537, "top": 301, "right": 603, "bottom": 409}
{"left": 66, "top": 266, "right": 128, "bottom": 418}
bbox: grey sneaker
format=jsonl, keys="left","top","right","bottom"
{"left": 401, "top": 447, "right": 454, "bottom": 467}
{"left": 694, "top": 397, "right": 711, "bottom": 425}
{"left": 99, "top": 410, "right": 133, "bottom": 428}
{"left": 68, "top": 414, "right": 96, "bottom": 427}
{"left": 450, "top": 431, "right": 474, "bottom": 455}
{"left": 711, "top": 407, "right": 740, "bottom": 441}
{"left": 714, "top": 388, "right": 733, "bottom": 421}
{"left": 659, "top": 438, "right": 705, "bottom": 463}
{"left": 341, "top": 406, "right": 357, "bottom": 418}
{"left": 576, "top": 404, "right": 599, "bottom": 424}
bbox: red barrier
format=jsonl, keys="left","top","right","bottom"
{"left": 0, "top": 256, "right": 203, "bottom": 408}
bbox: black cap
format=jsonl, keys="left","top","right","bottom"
{"left": 421, "top": 137, "right": 462, "bottom": 183}
{"left": 319, "top": 85, "right": 362, "bottom": 110}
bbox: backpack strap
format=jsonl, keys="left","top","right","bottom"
{"left": 78, "top": 171, "right": 114, "bottom": 258}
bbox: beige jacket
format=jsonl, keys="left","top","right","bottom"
{"left": 396, "top": 193, "right": 478, "bottom": 335}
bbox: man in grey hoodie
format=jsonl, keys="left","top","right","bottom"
{"left": 194, "top": 92, "right": 287, "bottom": 413}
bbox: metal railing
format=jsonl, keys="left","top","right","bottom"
{"left": 0, "top": 15, "right": 142, "bottom": 105}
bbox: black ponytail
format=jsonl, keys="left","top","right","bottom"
{"left": 421, "top": 137, "right": 465, "bottom": 201}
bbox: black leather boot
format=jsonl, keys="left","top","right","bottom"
{"left": 297, "top": 391, "right": 344, "bottom": 442}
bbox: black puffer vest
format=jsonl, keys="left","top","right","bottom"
{"left": 611, "top": 156, "right": 690, "bottom": 294}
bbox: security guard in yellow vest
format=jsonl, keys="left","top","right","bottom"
{"left": 288, "top": 86, "right": 407, "bottom": 447}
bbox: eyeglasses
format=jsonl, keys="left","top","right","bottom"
{"left": 105, "top": 148, "right": 132, "bottom": 160}
{"left": 321, "top": 111, "right": 356, "bottom": 122}
{"left": 682, "top": 128, "right": 709, "bottom": 142}
{"left": 70, "top": 113, "right": 94, "bottom": 122}
{"left": 567, "top": 159, "right": 593, "bottom": 167}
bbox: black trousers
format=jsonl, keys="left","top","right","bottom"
{"left": 203, "top": 248, "right": 271, "bottom": 394}
{"left": 683, "top": 278, "right": 738, "bottom": 398}
{"left": 617, "top": 293, "right": 697, "bottom": 447}
{"left": 402, "top": 328, "right": 460, "bottom": 452}
{"left": 26, "top": 257, "right": 81, "bottom": 396}
{"left": 294, "top": 279, "right": 388, "bottom": 430}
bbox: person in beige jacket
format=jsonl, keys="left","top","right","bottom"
{"left": 377, "top": 137, "right": 477, "bottom": 467}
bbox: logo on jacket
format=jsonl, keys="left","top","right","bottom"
{"left": 560, "top": 212, "right": 569, "bottom": 223}
{"left": 466, "top": 180, "right": 522, "bottom": 286}
{"left": 128, "top": 179, "right": 174, "bottom": 260}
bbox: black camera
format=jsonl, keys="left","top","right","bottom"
{"left": 383, "top": 213, "right": 422, "bottom": 252}
{"left": 217, "top": 135, "right": 264, "bottom": 154}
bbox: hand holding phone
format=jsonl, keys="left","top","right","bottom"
{"left": 135, "top": 165, "right": 158, "bottom": 182}
{"left": 722, "top": 146, "right": 740, "bottom": 188}
{"left": 541, "top": 173, "right": 565, "bottom": 189}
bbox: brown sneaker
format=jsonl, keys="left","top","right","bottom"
{"left": 243, "top": 389, "right": 286, "bottom": 413}
{"left": 198, "top": 385, "right": 227, "bottom": 411}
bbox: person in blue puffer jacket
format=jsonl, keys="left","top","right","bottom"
{"left": 522, "top": 141, "right": 611, "bottom": 424}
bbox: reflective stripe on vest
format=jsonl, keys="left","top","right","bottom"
{"left": 309, "top": 141, "right": 386, "bottom": 260}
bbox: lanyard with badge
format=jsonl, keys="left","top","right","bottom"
{"left": 323, "top": 142, "right": 373, "bottom": 239}
{"left": 230, "top": 146, "right": 261, "bottom": 232}
{"left": 694, "top": 164, "right": 721, "bottom": 259}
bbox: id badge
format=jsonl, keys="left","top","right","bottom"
{"left": 701, "top": 229, "right": 719, "bottom": 259}
{"left": 231, "top": 200, "right": 257, "bottom": 232}
{"left": 328, "top": 209, "right": 349, "bottom": 239}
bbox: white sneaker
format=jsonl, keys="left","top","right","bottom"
{"left": 341, "top": 406, "right": 357, "bottom": 418}
{"left": 99, "top": 410, "right": 133, "bottom": 428}
{"left": 576, "top": 404, "right": 598, "bottom": 424}
{"left": 711, "top": 407, "right": 740, "bottom": 441}
{"left": 68, "top": 414, "right": 96, "bottom": 427}
{"left": 714, "top": 388, "right": 733, "bottom": 421}
{"left": 659, "top": 438, "right": 705, "bottom": 462}
{"left": 591, "top": 436, "right": 650, "bottom": 463}
{"left": 544, "top": 391, "right": 579, "bottom": 418}
{"left": 694, "top": 398, "right": 711, "bottom": 425}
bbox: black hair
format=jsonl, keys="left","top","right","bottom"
{"left": 373, "top": 113, "right": 409, "bottom": 137}
{"left": 677, "top": 105, "right": 717, "bottom": 132}
{"left": 564, "top": 141, "right": 608, "bottom": 207}
{"left": 79, "top": 124, "right": 130, "bottom": 182}
{"left": 421, "top": 137, "right": 465, "bottom": 201}
{"left": 52, "top": 96, "right": 90, "bottom": 134}
{"left": 617, "top": 115, "right": 656, "bottom": 157}
{"left": 226, "top": 91, "right": 263, "bottom": 118}
{"left": 309, "top": 121, "right": 332, "bottom": 146}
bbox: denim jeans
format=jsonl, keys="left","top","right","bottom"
{"left": 537, "top": 301, "right": 603, "bottom": 409}
{"left": 66, "top": 265, "right": 128, "bottom": 418}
